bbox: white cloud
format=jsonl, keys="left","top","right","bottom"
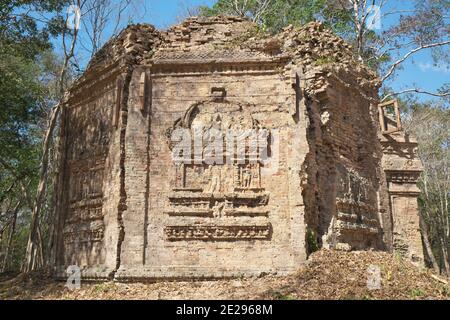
{"left": 418, "top": 62, "right": 450, "bottom": 74}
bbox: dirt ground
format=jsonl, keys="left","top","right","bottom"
{"left": 1, "top": 250, "right": 449, "bottom": 300}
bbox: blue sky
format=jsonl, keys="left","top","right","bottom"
{"left": 378, "top": 1, "right": 449, "bottom": 101}
{"left": 138, "top": 0, "right": 216, "bottom": 28}
{"left": 70, "top": 0, "right": 449, "bottom": 102}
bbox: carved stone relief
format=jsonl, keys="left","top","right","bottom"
{"left": 332, "top": 164, "right": 381, "bottom": 242}
{"left": 164, "top": 101, "right": 271, "bottom": 241}
{"left": 63, "top": 100, "right": 112, "bottom": 250}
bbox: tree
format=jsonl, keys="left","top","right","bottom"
{"left": 78, "top": 0, "right": 140, "bottom": 60}
{"left": 175, "top": 0, "right": 204, "bottom": 23}
{"left": 22, "top": 0, "right": 107, "bottom": 272}
{"left": 199, "top": 0, "right": 328, "bottom": 33}
{"left": 2, "top": 0, "right": 147, "bottom": 273}
{"left": 199, "top": 0, "right": 449, "bottom": 100}
{"left": 0, "top": 1, "right": 67, "bottom": 58}
{"left": 402, "top": 100, "right": 450, "bottom": 274}
{"left": 315, "top": 1, "right": 449, "bottom": 99}
{"left": 21, "top": 0, "right": 146, "bottom": 272}
{"left": 0, "top": 0, "right": 70, "bottom": 273}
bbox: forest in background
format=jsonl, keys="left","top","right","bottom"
{"left": 0, "top": 0, "right": 448, "bottom": 276}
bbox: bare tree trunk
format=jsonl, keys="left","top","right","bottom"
{"left": 23, "top": 105, "right": 61, "bottom": 273}
{"left": 439, "top": 235, "right": 450, "bottom": 276}
{"left": 46, "top": 104, "right": 68, "bottom": 271}
{"left": 420, "top": 212, "right": 439, "bottom": 273}
{"left": 2, "top": 201, "right": 20, "bottom": 272}
{"left": 36, "top": 222, "right": 45, "bottom": 268}
{"left": 22, "top": 1, "right": 83, "bottom": 272}
{"left": 45, "top": 183, "right": 57, "bottom": 269}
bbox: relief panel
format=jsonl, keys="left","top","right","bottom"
{"left": 164, "top": 101, "right": 272, "bottom": 241}
{"left": 62, "top": 92, "right": 114, "bottom": 264}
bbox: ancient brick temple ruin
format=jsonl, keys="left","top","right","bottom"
{"left": 53, "top": 16, "right": 424, "bottom": 280}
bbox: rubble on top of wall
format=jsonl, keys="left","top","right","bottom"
{"left": 278, "top": 22, "right": 355, "bottom": 67}
{"left": 150, "top": 15, "right": 280, "bottom": 62}
{"left": 87, "top": 24, "right": 162, "bottom": 70}
{"left": 277, "top": 22, "right": 380, "bottom": 98}
{"left": 67, "top": 23, "right": 162, "bottom": 96}
{"left": 160, "top": 15, "right": 253, "bottom": 47}
{"left": 150, "top": 16, "right": 379, "bottom": 76}
{"left": 68, "top": 16, "right": 381, "bottom": 100}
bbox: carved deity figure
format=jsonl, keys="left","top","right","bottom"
{"left": 212, "top": 201, "right": 225, "bottom": 218}
{"left": 205, "top": 165, "right": 222, "bottom": 193}
{"left": 243, "top": 165, "right": 252, "bottom": 188}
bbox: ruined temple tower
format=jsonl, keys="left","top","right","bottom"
{"left": 54, "top": 16, "right": 424, "bottom": 280}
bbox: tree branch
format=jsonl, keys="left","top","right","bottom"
{"left": 381, "top": 88, "right": 450, "bottom": 102}
{"left": 381, "top": 40, "right": 450, "bottom": 83}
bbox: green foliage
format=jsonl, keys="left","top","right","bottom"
{"left": 266, "top": 289, "right": 296, "bottom": 300}
{"left": 199, "top": 0, "right": 329, "bottom": 34}
{"left": 198, "top": 0, "right": 448, "bottom": 76}
{"left": 93, "top": 283, "right": 108, "bottom": 293}
{"left": 306, "top": 229, "right": 319, "bottom": 254}
{"left": 0, "top": 0, "right": 68, "bottom": 272}
{"left": 410, "top": 288, "right": 424, "bottom": 298}
{"left": 314, "top": 56, "right": 338, "bottom": 66}
{"left": 0, "top": 1, "right": 69, "bottom": 183}
{"left": 7, "top": 224, "right": 30, "bottom": 271}
{"left": 0, "top": 1, "right": 67, "bottom": 59}
{"left": 440, "top": 285, "right": 450, "bottom": 297}
{"left": 197, "top": 0, "right": 385, "bottom": 71}
{"left": 0, "top": 50, "right": 43, "bottom": 167}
